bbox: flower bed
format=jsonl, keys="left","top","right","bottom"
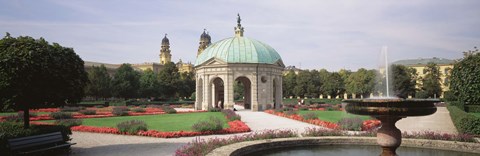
{"left": 264, "top": 109, "right": 380, "bottom": 131}
{"left": 70, "top": 120, "right": 250, "bottom": 138}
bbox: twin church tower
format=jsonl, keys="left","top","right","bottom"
{"left": 158, "top": 29, "right": 212, "bottom": 66}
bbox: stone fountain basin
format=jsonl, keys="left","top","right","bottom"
{"left": 343, "top": 99, "right": 438, "bottom": 117}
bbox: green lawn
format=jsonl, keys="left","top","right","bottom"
{"left": 470, "top": 113, "right": 480, "bottom": 118}
{"left": 41, "top": 112, "right": 228, "bottom": 132}
{"left": 298, "top": 110, "right": 371, "bottom": 122}
{"left": 0, "top": 112, "right": 50, "bottom": 116}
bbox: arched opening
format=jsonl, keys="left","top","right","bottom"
{"left": 212, "top": 77, "right": 224, "bottom": 109}
{"left": 235, "top": 76, "right": 252, "bottom": 110}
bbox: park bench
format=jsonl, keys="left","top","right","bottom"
{"left": 7, "top": 131, "right": 75, "bottom": 155}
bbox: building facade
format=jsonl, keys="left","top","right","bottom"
{"left": 392, "top": 57, "right": 454, "bottom": 97}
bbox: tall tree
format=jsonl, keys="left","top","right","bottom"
{"left": 0, "top": 33, "right": 88, "bottom": 128}
{"left": 321, "top": 72, "right": 345, "bottom": 98}
{"left": 294, "top": 70, "right": 312, "bottom": 98}
{"left": 282, "top": 70, "right": 296, "bottom": 97}
{"left": 157, "top": 62, "right": 180, "bottom": 98}
{"left": 391, "top": 64, "right": 417, "bottom": 98}
{"left": 421, "top": 62, "right": 442, "bottom": 98}
{"left": 139, "top": 69, "right": 160, "bottom": 98}
{"left": 178, "top": 71, "right": 195, "bottom": 99}
{"left": 450, "top": 47, "right": 480, "bottom": 107}
{"left": 85, "top": 65, "right": 112, "bottom": 99}
{"left": 318, "top": 69, "right": 330, "bottom": 95}
{"left": 112, "top": 64, "right": 140, "bottom": 99}
{"left": 345, "top": 68, "right": 376, "bottom": 97}
{"left": 308, "top": 70, "right": 322, "bottom": 98}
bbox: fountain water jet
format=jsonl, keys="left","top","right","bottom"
{"left": 344, "top": 47, "right": 439, "bottom": 156}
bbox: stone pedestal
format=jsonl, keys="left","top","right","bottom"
{"left": 376, "top": 116, "right": 403, "bottom": 156}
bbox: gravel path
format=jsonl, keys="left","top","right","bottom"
{"left": 67, "top": 106, "right": 457, "bottom": 156}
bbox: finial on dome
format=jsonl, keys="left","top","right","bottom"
{"left": 234, "top": 13, "right": 244, "bottom": 37}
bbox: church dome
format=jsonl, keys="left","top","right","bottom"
{"left": 195, "top": 36, "right": 283, "bottom": 66}
{"left": 162, "top": 34, "right": 169, "bottom": 45}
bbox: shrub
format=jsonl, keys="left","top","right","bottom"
{"left": 301, "top": 112, "right": 318, "bottom": 120}
{"left": 139, "top": 105, "right": 147, "bottom": 108}
{"left": 132, "top": 108, "right": 146, "bottom": 113}
{"left": 221, "top": 109, "right": 241, "bottom": 121}
{"left": 284, "top": 110, "right": 297, "bottom": 116}
{"left": 60, "top": 106, "right": 84, "bottom": 112}
{"left": 191, "top": 116, "right": 223, "bottom": 132}
{"left": 209, "top": 107, "right": 222, "bottom": 112}
{"left": 447, "top": 105, "right": 480, "bottom": 135}
{"left": 50, "top": 112, "right": 73, "bottom": 119}
{"left": 274, "top": 108, "right": 284, "bottom": 113}
{"left": 79, "top": 109, "right": 96, "bottom": 115}
{"left": 450, "top": 51, "right": 480, "bottom": 109}
{"left": 55, "top": 119, "right": 83, "bottom": 128}
{"left": 338, "top": 117, "right": 363, "bottom": 131}
{"left": 162, "top": 105, "right": 177, "bottom": 114}
{"left": 116, "top": 120, "right": 148, "bottom": 134}
{"left": 112, "top": 106, "right": 130, "bottom": 116}
{"left": 415, "top": 90, "right": 429, "bottom": 98}
{"left": 443, "top": 91, "right": 457, "bottom": 102}
{"left": 95, "top": 105, "right": 104, "bottom": 108}
{"left": 298, "top": 105, "right": 309, "bottom": 111}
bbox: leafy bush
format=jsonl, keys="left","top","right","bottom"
{"left": 284, "top": 110, "right": 297, "bottom": 116}
{"left": 274, "top": 108, "right": 284, "bottom": 113}
{"left": 161, "top": 105, "right": 177, "bottom": 114}
{"left": 447, "top": 105, "right": 480, "bottom": 135}
{"left": 79, "top": 109, "right": 96, "bottom": 115}
{"left": 191, "top": 116, "right": 223, "bottom": 132}
{"left": 116, "top": 120, "right": 148, "bottom": 134}
{"left": 112, "top": 106, "right": 130, "bottom": 116}
{"left": 60, "top": 106, "right": 84, "bottom": 112}
{"left": 95, "top": 105, "right": 104, "bottom": 108}
{"left": 139, "top": 105, "right": 147, "bottom": 108}
{"left": 415, "top": 90, "right": 429, "bottom": 98}
{"left": 132, "top": 108, "right": 146, "bottom": 113}
{"left": 465, "top": 105, "right": 480, "bottom": 113}
{"left": 50, "top": 112, "right": 73, "bottom": 119}
{"left": 221, "top": 109, "right": 241, "bottom": 121}
{"left": 443, "top": 91, "right": 457, "bottom": 102}
{"left": 55, "top": 119, "right": 83, "bottom": 127}
{"left": 450, "top": 50, "right": 480, "bottom": 109}
{"left": 298, "top": 105, "right": 309, "bottom": 111}
{"left": 0, "top": 122, "right": 72, "bottom": 154}
{"left": 301, "top": 112, "right": 318, "bottom": 120}
{"left": 338, "top": 117, "right": 363, "bottom": 131}
{"left": 208, "top": 108, "right": 222, "bottom": 112}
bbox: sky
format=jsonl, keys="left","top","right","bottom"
{"left": 1, "top": 0, "right": 479, "bottom": 71}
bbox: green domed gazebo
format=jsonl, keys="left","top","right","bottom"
{"left": 194, "top": 14, "right": 285, "bottom": 111}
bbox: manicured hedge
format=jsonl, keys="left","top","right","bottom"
{"left": 0, "top": 122, "right": 72, "bottom": 154}
{"left": 128, "top": 101, "right": 194, "bottom": 106}
{"left": 465, "top": 105, "right": 480, "bottom": 113}
{"left": 447, "top": 105, "right": 480, "bottom": 135}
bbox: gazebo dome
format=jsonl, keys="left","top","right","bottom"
{"left": 195, "top": 36, "right": 283, "bottom": 66}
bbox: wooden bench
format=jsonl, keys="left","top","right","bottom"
{"left": 7, "top": 132, "right": 76, "bottom": 155}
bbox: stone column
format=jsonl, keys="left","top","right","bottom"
{"left": 224, "top": 74, "right": 234, "bottom": 109}
{"left": 251, "top": 74, "right": 259, "bottom": 111}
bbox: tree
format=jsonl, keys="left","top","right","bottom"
{"left": 317, "top": 69, "right": 330, "bottom": 95}
{"left": 112, "top": 64, "right": 140, "bottom": 99}
{"left": 178, "top": 71, "right": 195, "bottom": 99}
{"left": 391, "top": 64, "right": 417, "bottom": 98}
{"left": 0, "top": 33, "right": 88, "bottom": 128}
{"left": 139, "top": 69, "right": 160, "bottom": 98}
{"left": 450, "top": 47, "right": 480, "bottom": 107}
{"left": 294, "top": 70, "right": 312, "bottom": 98}
{"left": 85, "top": 65, "right": 112, "bottom": 99}
{"left": 321, "top": 72, "right": 345, "bottom": 98}
{"left": 158, "top": 62, "right": 180, "bottom": 98}
{"left": 420, "top": 62, "right": 442, "bottom": 98}
{"left": 282, "top": 70, "right": 296, "bottom": 97}
{"left": 345, "top": 68, "right": 376, "bottom": 97}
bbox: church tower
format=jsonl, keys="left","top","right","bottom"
{"left": 197, "top": 29, "right": 211, "bottom": 56}
{"left": 159, "top": 34, "right": 172, "bottom": 65}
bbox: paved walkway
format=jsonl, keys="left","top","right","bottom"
{"left": 396, "top": 107, "right": 457, "bottom": 134}
{"left": 68, "top": 106, "right": 457, "bottom": 155}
